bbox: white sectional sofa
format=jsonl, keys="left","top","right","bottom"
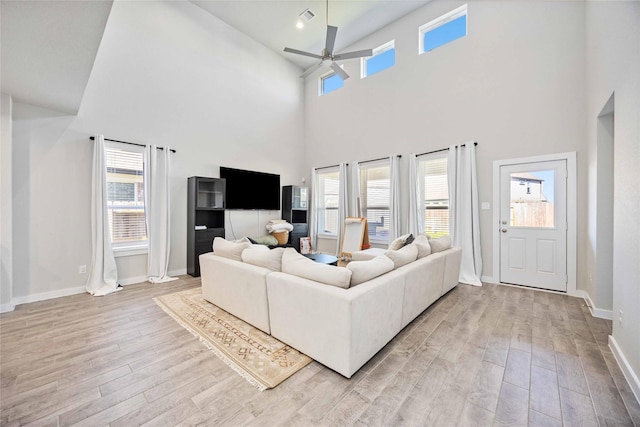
{"left": 199, "top": 235, "right": 462, "bottom": 378}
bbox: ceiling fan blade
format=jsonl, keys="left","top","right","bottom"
{"left": 330, "top": 62, "right": 350, "bottom": 80}
{"left": 300, "top": 61, "right": 325, "bottom": 78}
{"left": 283, "top": 47, "right": 323, "bottom": 60}
{"left": 325, "top": 25, "right": 338, "bottom": 55}
{"left": 333, "top": 49, "right": 373, "bottom": 61}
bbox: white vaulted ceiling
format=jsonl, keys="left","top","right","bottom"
{"left": 1, "top": 0, "right": 114, "bottom": 115}
{"left": 1, "top": 0, "right": 430, "bottom": 115}
{"left": 191, "top": 0, "right": 431, "bottom": 70}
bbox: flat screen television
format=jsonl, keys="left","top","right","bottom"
{"left": 220, "top": 167, "right": 280, "bottom": 210}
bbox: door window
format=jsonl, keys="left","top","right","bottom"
{"left": 509, "top": 169, "right": 555, "bottom": 228}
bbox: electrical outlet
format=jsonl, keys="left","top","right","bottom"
{"left": 78, "top": 265, "right": 87, "bottom": 274}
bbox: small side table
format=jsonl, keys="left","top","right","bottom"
{"left": 303, "top": 253, "right": 338, "bottom": 266}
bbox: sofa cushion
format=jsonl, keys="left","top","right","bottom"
{"left": 347, "top": 255, "right": 395, "bottom": 286}
{"left": 213, "top": 237, "right": 251, "bottom": 262}
{"left": 281, "top": 248, "right": 352, "bottom": 289}
{"left": 351, "top": 248, "right": 386, "bottom": 261}
{"left": 385, "top": 244, "right": 418, "bottom": 269}
{"left": 241, "top": 247, "right": 284, "bottom": 271}
{"left": 413, "top": 234, "right": 432, "bottom": 259}
{"left": 388, "top": 233, "right": 413, "bottom": 250}
{"left": 429, "top": 236, "right": 452, "bottom": 253}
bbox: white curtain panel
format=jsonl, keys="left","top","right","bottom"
{"left": 389, "top": 155, "right": 401, "bottom": 241}
{"left": 145, "top": 145, "right": 177, "bottom": 284}
{"left": 448, "top": 143, "right": 483, "bottom": 286}
{"left": 350, "top": 161, "right": 361, "bottom": 217}
{"left": 408, "top": 153, "right": 424, "bottom": 237}
{"left": 309, "top": 167, "right": 319, "bottom": 251}
{"left": 335, "top": 163, "right": 349, "bottom": 256}
{"left": 86, "top": 135, "right": 120, "bottom": 296}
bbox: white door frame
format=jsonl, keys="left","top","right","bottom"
{"left": 491, "top": 152, "right": 577, "bottom": 296}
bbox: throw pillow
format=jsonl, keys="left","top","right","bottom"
{"left": 232, "top": 237, "right": 251, "bottom": 244}
{"left": 242, "top": 247, "right": 285, "bottom": 271}
{"left": 347, "top": 255, "right": 395, "bottom": 286}
{"left": 388, "top": 233, "right": 412, "bottom": 250}
{"left": 213, "top": 237, "right": 251, "bottom": 262}
{"left": 429, "top": 236, "right": 452, "bottom": 253}
{"left": 252, "top": 235, "right": 279, "bottom": 246}
{"left": 351, "top": 247, "right": 386, "bottom": 261}
{"left": 401, "top": 234, "right": 415, "bottom": 247}
{"left": 385, "top": 243, "right": 418, "bottom": 269}
{"left": 281, "top": 248, "right": 352, "bottom": 289}
{"left": 413, "top": 234, "right": 432, "bottom": 259}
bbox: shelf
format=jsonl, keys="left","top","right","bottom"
{"left": 189, "top": 176, "right": 226, "bottom": 277}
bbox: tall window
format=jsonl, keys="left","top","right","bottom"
{"left": 361, "top": 40, "right": 395, "bottom": 78}
{"left": 317, "top": 168, "right": 340, "bottom": 234}
{"left": 359, "top": 161, "right": 390, "bottom": 241}
{"left": 419, "top": 4, "right": 467, "bottom": 54}
{"left": 419, "top": 154, "right": 449, "bottom": 237}
{"left": 105, "top": 144, "right": 147, "bottom": 248}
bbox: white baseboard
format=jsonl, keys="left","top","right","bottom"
{"left": 609, "top": 335, "right": 640, "bottom": 405}
{"left": 571, "top": 289, "right": 613, "bottom": 320}
{"left": 11, "top": 286, "right": 86, "bottom": 307}
{"left": 118, "top": 269, "right": 188, "bottom": 287}
{"left": 118, "top": 275, "right": 149, "bottom": 287}
{"left": 6, "top": 268, "right": 191, "bottom": 310}
{"left": 0, "top": 303, "right": 16, "bottom": 313}
{"left": 169, "top": 268, "right": 187, "bottom": 277}
{"left": 579, "top": 291, "right": 613, "bottom": 320}
{"left": 481, "top": 275, "right": 499, "bottom": 285}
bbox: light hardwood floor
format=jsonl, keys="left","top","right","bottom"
{"left": 1, "top": 276, "right": 639, "bottom": 426}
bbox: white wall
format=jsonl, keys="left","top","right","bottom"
{"left": 10, "top": 0, "right": 305, "bottom": 301}
{"left": 304, "top": 0, "right": 587, "bottom": 286}
{"left": 586, "top": 0, "right": 640, "bottom": 398}
{"left": 1, "top": 93, "right": 13, "bottom": 312}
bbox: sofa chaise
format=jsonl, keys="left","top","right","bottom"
{"left": 199, "top": 234, "right": 462, "bottom": 378}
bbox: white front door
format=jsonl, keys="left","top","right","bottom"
{"left": 499, "top": 160, "right": 567, "bottom": 291}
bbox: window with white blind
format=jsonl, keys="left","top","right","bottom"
{"left": 419, "top": 154, "right": 449, "bottom": 237}
{"left": 105, "top": 144, "right": 147, "bottom": 249}
{"left": 359, "top": 161, "right": 390, "bottom": 241}
{"left": 316, "top": 168, "right": 340, "bottom": 235}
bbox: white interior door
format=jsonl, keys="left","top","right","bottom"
{"left": 499, "top": 160, "right": 567, "bottom": 291}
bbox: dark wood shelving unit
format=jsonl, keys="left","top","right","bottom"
{"left": 282, "top": 185, "right": 309, "bottom": 251}
{"left": 187, "top": 176, "right": 225, "bottom": 277}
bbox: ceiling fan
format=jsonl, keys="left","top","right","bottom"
{"left": 283, "top": 0, "right": 373, "bottom": 80}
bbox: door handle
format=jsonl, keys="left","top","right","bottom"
{"left": 501, "top": 228, "right": 507, "bottom": 233}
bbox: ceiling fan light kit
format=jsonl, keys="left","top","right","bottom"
{"left": 284, "top": 0, "right": 373, "bottom": 81}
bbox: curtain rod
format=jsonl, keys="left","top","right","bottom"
{"left": 89, "top": 136, "right": 176, "bottom": 153}
{"left": 359, "top": 154, "right": 402, "bottom": 165}
{"left": 314, "top": 163, "right": 346, "bottom": 171}
{"left": 417, "top": 142, "right": 477, "bottom": 157}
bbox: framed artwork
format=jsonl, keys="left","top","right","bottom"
{"left": 300, "top": 237, "right": 312, "bottom": 254}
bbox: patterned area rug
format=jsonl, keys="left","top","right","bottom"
{"left": 154, "top": 288, "right": 312, "bottom": 391}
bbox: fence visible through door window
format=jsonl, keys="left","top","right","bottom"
{"left": 509, "top": 169, "right": 555, "bottom": 228}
